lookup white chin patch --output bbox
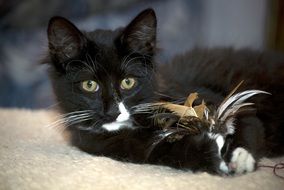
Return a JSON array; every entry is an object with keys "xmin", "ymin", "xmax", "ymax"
[
  {"xmin": 102, "ymin": 102, "xmax": 132, "ymax": 131},
  {"xmin": 102, "ymin": 120, "xmax": 132, "ymax": 131}
]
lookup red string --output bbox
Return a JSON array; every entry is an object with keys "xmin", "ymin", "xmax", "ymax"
[{"xmin": 258, "ymin": 162, "xmax": 284, "ymax": 179}]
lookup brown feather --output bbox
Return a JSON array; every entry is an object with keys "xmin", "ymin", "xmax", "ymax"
[
  {"xmin": 193, "ymin": 100, "xmax": 206, "ymax": 119},
  {"xmin": 184, "ymin": 92, "xmax": 198, "ymax": 107}
]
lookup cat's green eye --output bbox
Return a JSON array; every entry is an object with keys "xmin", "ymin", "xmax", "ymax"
[
  {"xmin": 120, "ymin": 78, "xmax": 136, "ymax": 90},
  {"xmin": 81, "ymin": 80, "xmax": 99, "ymax": 92}
]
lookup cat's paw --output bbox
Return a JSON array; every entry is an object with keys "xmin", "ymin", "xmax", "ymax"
[{"xmin": 229, "ymin": 147, "xmax": 256, "ymax": 174}]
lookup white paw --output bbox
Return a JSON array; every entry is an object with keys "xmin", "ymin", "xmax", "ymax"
[{"xmin": 229, "ymin": 147, "xmax": 256, "ymax": 174}]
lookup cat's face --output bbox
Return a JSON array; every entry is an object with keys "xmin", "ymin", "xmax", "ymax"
[{"xmin": 46, "ymin": 9, "xmax": 157, "ymax": 132}]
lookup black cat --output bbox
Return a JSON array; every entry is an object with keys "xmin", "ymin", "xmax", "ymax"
[
  {"xmin": 45, "ymin": 8, "xmax": 284, "ymax": 175},
  {"xmin": 157, "ymin": 47, "xmax": 284, "ymax": 173}
]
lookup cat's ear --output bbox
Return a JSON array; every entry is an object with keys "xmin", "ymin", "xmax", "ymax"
[
  {"xmin": 121, "ymin": 8, "xmax": 157, "ymax": 55},
  {"xmin": 47, "ymin": 16, "xmax": 86, "ymax": 63}
]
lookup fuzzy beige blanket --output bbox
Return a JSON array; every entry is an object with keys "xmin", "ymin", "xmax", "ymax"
[{"xmin": 0, "ymin": 109, "xmax": 283, "ymax": 190}]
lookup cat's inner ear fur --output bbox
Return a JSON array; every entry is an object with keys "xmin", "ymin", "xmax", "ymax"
[
  {"xmin": 47, "ymin": 16, "xmax": 86, "ymax": 63},
  {"xmin": 121, "ymin": 8, "xmax": 157, "ymax": 55}
]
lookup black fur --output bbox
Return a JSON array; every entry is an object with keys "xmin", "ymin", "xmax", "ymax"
[
  {"xmin": 158, "ymin": 48, "xmax": 284, "ymax": 159},
  {"xmin": 46, "ymin": 9, "xmax": 157, "ymax": 130},
  {"xmin": 45, "ymin": 9, "xmax": 284, "ymax": 175}
]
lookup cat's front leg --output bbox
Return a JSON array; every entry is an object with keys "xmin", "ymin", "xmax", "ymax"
[
  {"xmin": 223, "ymin": 116, "xmax": 265, "ymax": 175},
  {"xmin": 229, "ymin": 147, "xmax": 256, "ymax": 174}
]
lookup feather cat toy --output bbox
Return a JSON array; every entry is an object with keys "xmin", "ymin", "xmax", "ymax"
[
  {"xmin": 133, "ymin": 81, "xmax": 270, "ymax": 165},
  {"xmin": 134, "ymin": 81, "xmax": 270, "ymax": 140}
]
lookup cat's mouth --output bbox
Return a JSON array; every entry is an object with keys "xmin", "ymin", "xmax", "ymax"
[
  {"xmin": 100, "ymin": 102, "xmax": 133, "ymax": 131},
  {"xmin": 74, "ymin": 102, "xmax": 134, "ymax": 132},
  {"xmin": 76, "ymin": 114, "xmax": 133, "ymax": 133}
]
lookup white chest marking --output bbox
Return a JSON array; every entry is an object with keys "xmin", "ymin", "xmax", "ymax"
[
  {"xmin": 102, "ymin": 102, "xmax": 132, "ymax": 131},
  {"xmin": 208, "ymin": 133, "xmax": 229, "ymax": 173},
  {"xmin": 208, "ymin": 133, "xmax": 225, "ymax": 155}
]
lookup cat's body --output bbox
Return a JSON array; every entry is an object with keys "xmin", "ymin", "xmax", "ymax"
[
  {"xmin": 45, "ymin": 9, "xmax": 284, "ymax": 175},
  {"xmin": 158, "ymin": 48, "xmax": 284, "ymax": 161}
]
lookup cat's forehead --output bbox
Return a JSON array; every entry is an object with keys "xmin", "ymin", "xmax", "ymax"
[
  {"xmin": 75, "ymin": 30, "xmax": 121, "ymax": 79},
  {"xmin": 85, "ymin": 28, "xmax": 122, "ymax": 47},
  {"xmin": 79, "ymin": 28, "xmax": 148, "ymax": 80}
]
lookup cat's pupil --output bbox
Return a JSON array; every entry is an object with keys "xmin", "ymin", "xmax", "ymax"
[
  {"xmin": 87, "ymin": 81, "xmax": 93, "ymax": 88},
  {"xmin": 125, "ymin": 79, "xmax": 131, "ymax": 85}
]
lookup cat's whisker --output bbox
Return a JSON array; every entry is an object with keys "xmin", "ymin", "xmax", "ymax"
[
  {"xmin": 46, "ymin": 115, "xmax": 91, "ymax": 131},
  {"xmin": 121, "ymin": 52, "xmax": 136, "ymax": 66},
  {"xmin": 154, "ymin": 92, "xmax": 186, "ymax": 103},
  {"xmin": 45, "ymin": 110, "xmax": 94, "ymax": 131},
  {"xmin": 47, "ymin": 116, "xmax": 90, "ymax": 129},
  {"xmin": 64, "ymin": 117, "xmax": 93, "ymax": 128},
  {"xmin": 44, "ymin": 102, "xmax": 61, "ymax": 110},
  {"xmin": 85, "ymin": 53, "xmax": 97, "ymax": 73},
  {"xmin": 45, "ymin": 117, "xmax": 70, "ymax": 129},
  {"xmin": 50, "ymin": 117, "xmax": 94, "ymax": 134},
  {"xmin": 121, "ymin": 50, "xmax": 152, "ymax": 72},
  {"xmin": 145, "ymin": 130, "xmax": 176, "ymax": 160},
  {"xmin": 88, "ymin": 119, "xmax": 105, "ymax": 130},
  {"xmin": 132, "ymin": 107, "xmax": 155, "ymax": 113},
  {"xmin": 132, "ymin": 102, "xmax": 163, "ymax": 110},
  {"xmin": 55, "ymin": 110, "xmax": 94, "ymax": 118},
  {"xmin": 64, "ymin": 58, "xmax": 96, "ymax": 78},
  {"xmin": 65, "ymin": 59, "xmax": 82, "ymax": 70},
  {"xmin": 123, "ymin": 56, "xmax": 144, "ymax": 70},
  {"xmin": 74, "ymin": 118, "xmax": 105, "ymax": 132},
  {"xmin": 65, "ymin": 113, "xmax": 93, "ymax": 120},
  {"xmin": 134, "ymin": 111, "xmax": 155, "ymax": 115},
  {"xmin": 52, "ymin": 117, "xmax": 94, "ymax": 134},
  {"xmin": 64, "ymin": 113, "xmax": 93, "ymax": 120}
]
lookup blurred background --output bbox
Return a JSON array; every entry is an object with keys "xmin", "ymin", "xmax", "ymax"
[{"xmin": 0, "ymin": 0, "xmax": 283, "ymax": 109}]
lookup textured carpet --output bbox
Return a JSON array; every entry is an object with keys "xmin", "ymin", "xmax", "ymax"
[{"xmin": 0, "ymin": 109, "xmax": 283, "ymax": 190}]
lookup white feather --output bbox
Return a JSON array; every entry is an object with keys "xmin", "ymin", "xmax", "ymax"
[
  {"xmin": 220, "ymin": 102, "xmax": 254, "ymax": 122},
  {"xmin": 217, "ymin": 90, "xmax": 270, "ymax": 119}
]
